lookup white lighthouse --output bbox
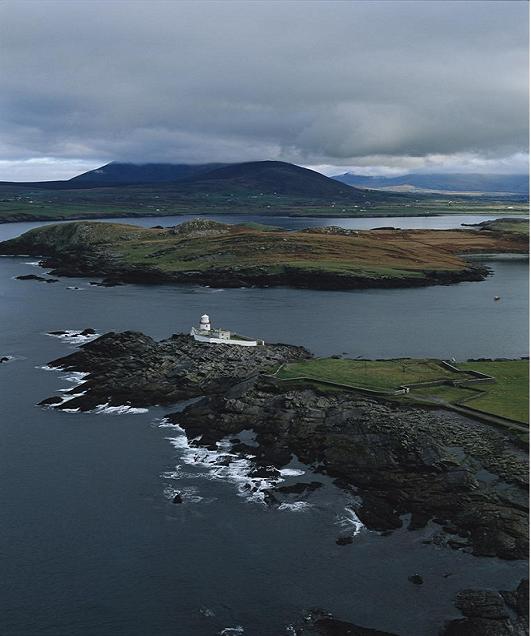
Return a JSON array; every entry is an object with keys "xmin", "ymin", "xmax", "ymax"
[
  {"xmin": 190, "ymin": 313, "xmax": 264, "ymax": 346},
  {"xmin": 199, "ymin": 314, "xmax": 211, "ymax": 332}
]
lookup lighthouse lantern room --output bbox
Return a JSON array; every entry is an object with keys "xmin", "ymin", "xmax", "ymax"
[{"xmin": 199, "ymin": 314, "xmax": 211, "ymax": 332}]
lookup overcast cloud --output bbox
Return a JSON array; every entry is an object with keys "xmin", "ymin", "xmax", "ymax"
[{"xmin": 0, "ymin": 0, "xmax": 528, "ymax": 180}]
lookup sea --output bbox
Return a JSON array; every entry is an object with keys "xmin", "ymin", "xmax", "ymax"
[{"xmin": 0, "ymin": 214, "xmax": 528, "ymax": 635}]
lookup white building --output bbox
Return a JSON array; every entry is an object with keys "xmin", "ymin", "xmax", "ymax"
[{"xmin": 190, "ymin": 314, "xmax": 264, "ymax": 346}]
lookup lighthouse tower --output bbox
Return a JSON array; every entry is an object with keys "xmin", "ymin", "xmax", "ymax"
[{"xmin": 199, "ymin": 314, "xmax": 211, "ymax": 332}]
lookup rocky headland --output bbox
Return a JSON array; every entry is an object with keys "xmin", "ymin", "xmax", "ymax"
[
  {"xmin": 1, "ymin": 218, "xmax": 527, "ymax": 290},
  {"xmin": 40, "ymin": 330, "xmax": 528, "ymax": 563}
]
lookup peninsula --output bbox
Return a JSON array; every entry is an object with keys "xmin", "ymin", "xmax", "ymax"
[
  {"xmin": 39, "ymin": 329, "xmax": 528, "ymax": 565},
  {"xmin": 1, "ymin": 217, "xmax": 527, "ymax": 290}
]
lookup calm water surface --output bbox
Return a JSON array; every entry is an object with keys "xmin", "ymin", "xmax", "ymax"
[{"xmin": 0, "ymin": 216, "xmax": 528, "ymax": 636}]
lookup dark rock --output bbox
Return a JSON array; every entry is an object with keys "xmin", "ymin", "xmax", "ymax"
[
  {"xmin": 37, "ymin": 328, "xmax": 529, "ymax": 562},
  {"xmin": 39, "ymin": 396, "xmax": 64, "ymax": 406},
  {"xmin": 39, "ymin": 331, "xmax": 311, "ymax": 412},
  {"xmin": 408, "ymin": 574, "xmax": 424, "ymax": 585},
  {"xmin": 170, "ymin": 379, "xmax": 528, "ymax": 560},
  {"xmin": 441, "ymin": 581, "xmax": 529, "ymax": 636},
  {"xmin": 336, "ymin": 536, "xmax": 354, "ymax": 546},
  {"xmin": 295, "ymin": 609, "xmax": 398, "ymax": 635},
  {"xmin": 0, "ymin": 356, "xmax": 10, "ymax": 363},
  {"xmin": 172, "ymin": 493, "xmax": 183, "ymax": 504},
  {"xmin": 16, "ymin": 274, "xmax": 58, "ymax": 283},
  {"xmin": 80, "ymin": 328, "xmax": 96, "ymax": 336}
]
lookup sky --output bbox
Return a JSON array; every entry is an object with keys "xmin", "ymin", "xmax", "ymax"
[{"xmin": 0, "ymin": 0, "xmax": 528, "ymax": 181}]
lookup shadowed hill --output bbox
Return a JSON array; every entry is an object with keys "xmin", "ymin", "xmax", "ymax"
[
  {"xmin": 69, "ymin": 162, "xmax": 228, "ymax": 186},
  {"xmin": 178, "ymin": 161, "xmax": 362, "ymax": 198}
]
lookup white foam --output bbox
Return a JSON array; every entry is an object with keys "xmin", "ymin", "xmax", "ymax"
[
  {"xmin": 46, "ymin": 330, "xmax": 100, "ymax": 345},
  {"xmin": 336, "ymin": 507, "xmax": 365, "ymax": 536},
  {"xmin": 24, "ymin": 261, "xmax": 40, "ymax": 266},
  {"xmin": 163, "ymin": 485, "xmax": 205, "ymax": 504},
  {"xmin": 220, "ymin": 628, "xmax": 244, "ymax": 636},
  {"xmin": 278, "ymin": 501, "xmax": 313, "ymax": 512},
  {"xmin": 64, "ymin": 371, "xmax": 89, "ymax": 384},
  {"xmin": 36, "ymin": 364, "xmax": 61, "ymax": 372},
  {"xmin": 93, "ymin": 403, "xmax": 149, "ymax": 415},
  {"xmin": 279, "ymin": 468, "xmax": 305, "ymax": 477},
  {"xmin": 163, "ymin": 426, "xmax": 285, "ymax": 505}
]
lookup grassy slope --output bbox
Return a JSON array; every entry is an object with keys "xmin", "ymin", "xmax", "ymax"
[
  {"xmin": 277, "ymin": 357, "xmax": 529, "ymax": 423},
  {"xmin": 277, "ymin": 358, "xmax": 454, "ymax": 390},
  {"xmin": 458, "ymin": 361, "xmax": 529, "ymax": 423},
  {"xmin": 4, "ymin": 220, "xmax": 526, "ymax": 282},
  {"xmin": 0, "ymin": 181, "xmax": 527, "ymax": 222}
]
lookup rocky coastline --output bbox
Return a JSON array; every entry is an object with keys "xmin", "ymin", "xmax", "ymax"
[
  {"xmin": 18, "ymin": 252, "xmax": 489, "ymax": 291},
  {"xmin": 40, "ymin": 330, "xmax": 528, "ymax": 564},
  {"xmin": 0, "ymin": 219, "xmax": 505, "ymax": 291}
]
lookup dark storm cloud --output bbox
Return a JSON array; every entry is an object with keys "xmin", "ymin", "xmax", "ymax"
[{"xmin": 0, "ymin": 0, "xmax": 528, "ymax": 179}]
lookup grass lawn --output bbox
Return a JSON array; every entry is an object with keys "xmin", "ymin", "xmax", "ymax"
[
  {"xmin": 276, "ymin": 358, "xmax": 456, "ymax": 391},
  {"xmin": 457, "ymin": 360, "xmax": 529, "ymax": 424}
]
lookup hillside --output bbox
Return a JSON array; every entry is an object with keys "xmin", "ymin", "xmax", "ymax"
[
  {"xmin": 332, "ymin": 172, "xmax": 529, "ymax": 196},
  {"xmin": 174, "ymin": 161, "xmax": 361, "ymax": 198},
  {"xmin": 1, "ymin": 218, "xmax": 527, "ymax": 290},
  {"xmin": 69, "ymin": 162, "xmax": 228, "ymax": 186}
]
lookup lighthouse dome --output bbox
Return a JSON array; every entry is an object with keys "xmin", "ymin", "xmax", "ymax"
[{"xmin": 200, "ymin": 314, "xmax": 210, "ymax": 322}]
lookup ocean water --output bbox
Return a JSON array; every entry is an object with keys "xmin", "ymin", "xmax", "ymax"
[{"xmin": 0, "ymin": 217, "xmax": 528, "ymax": 635}]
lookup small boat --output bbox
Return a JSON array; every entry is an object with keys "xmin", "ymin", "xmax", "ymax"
[{"xmin": 494, "ymin": 296, "xmax": 501, "ymax": 301}]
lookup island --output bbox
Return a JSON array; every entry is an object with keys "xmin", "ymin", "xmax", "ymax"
[{"xmin": 0, "ymin": 217, "xmax": 527, "ymax": 290}]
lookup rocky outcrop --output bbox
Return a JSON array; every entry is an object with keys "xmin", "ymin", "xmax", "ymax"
[
  {"xmin": 40, "ymin": 331, "xmax": 310, "ymax": 411},
  {"xmin": 293, "ymin": 609, "xmax": 398, "ymax": 635},
  {"xmin": 441, "ymin": 579, "xmax": 529, "ymax": 635},
  {"xmin": 38, "ymin": 330, "xmax": 528, "ymax": 561},
  {"xmin": 16, "ymin": 274, "xmax": 58, "ymax": 283},
  {"xmin": 168, "ymin": 378, "xmax": 528, "ymax": 560}
]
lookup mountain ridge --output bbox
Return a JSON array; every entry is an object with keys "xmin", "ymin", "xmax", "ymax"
[{"xmin": 332, "ymin": 172, "xmax": 529, "ymax": 195}]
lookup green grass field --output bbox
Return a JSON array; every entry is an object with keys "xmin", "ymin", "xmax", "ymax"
[
  {"xmin": 277, "ymin": 358, "xmax": 456, "ymax": 390},
  {"xmin": 276, "ymin": 357, "xmax": 529, "ymax": 424},
  {"xmin": 457, "ymin": 361, "xmax": 529, "ymax": 423}
]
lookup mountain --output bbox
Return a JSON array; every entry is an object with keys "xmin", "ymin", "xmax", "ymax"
[
  {"xmin": 332, "ymin": 172, "xmax": 529, "ymax": 195},
  {"xmin": 173, "ymin": 161, "xmax": 361, "ymax": 198},
  {"xmin": 69, "ymin": 162, "xmax": 228, "ymax": 186},
  {"xmin": 0, "ymin": 160, "xmax": 371, "ymax": 200}
]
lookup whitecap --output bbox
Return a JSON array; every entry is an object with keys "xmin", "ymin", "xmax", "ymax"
[
  {"xmin": 336, "ymin": 507, "xmax": 365, "ymax": 536},
  {"xmin": 279, "ymin": 468, "xmax": 305, "ymax": 477},
  {"xmin": 163, "ymin": 427, "xmax": 285, "ymax": 504},
  {"xmin": 278, "ymin": 501, "xmax": 313, "ymax": 512},
  {"xmin": 93, "ymin": 403, "xmax": 149, "ymax": 415},
  {"xmin": 220, "ymin": 627, "xmax": 244, "ymax": 635},
  {"xmin": 46, "ymin": 330, "xmax": 100, "ymax": 345}
]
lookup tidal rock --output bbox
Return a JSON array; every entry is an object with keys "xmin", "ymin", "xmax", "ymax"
[
  {"xmin": 441, "ymin": 580, "xmax": 529, "ymax": 636},
  {"xmin": 39, "ymin": 396, "xmax": 64, "ymax": 406},
  {"xmin": 16, "ymin": 274, "xmax": 58, "ymax": 283},
  {"xmin": 336, "ymin": 536, "xmax": 354, "ymax": 546},
  {"xmin": 408, "ymin": 574, "xmax": 424, "ymax": 585},
  {"xmin": 295, "ymin": 609, "xmax": 398, "ymax": 635}
]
